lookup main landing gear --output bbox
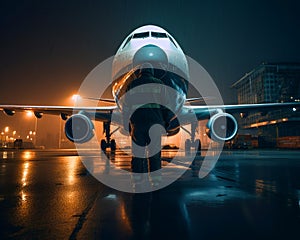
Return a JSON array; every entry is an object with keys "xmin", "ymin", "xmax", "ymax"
[
  {"xmin": 182, "ymin": 121, "xmax": 201, "ymax": 156},
  {"xmin": 100, "ymin": 122, "xmax": 118, "ymax": 152}
]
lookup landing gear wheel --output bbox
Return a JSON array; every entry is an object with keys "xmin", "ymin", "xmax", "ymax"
[
  {"xmin": 185, "ymin": 139, "xmax": 191, "ymax": 156},
  {"xmin": 195, "ymin": 139, "xmax": 201, "ymax": 155},
  {"xmin": 101, "ymin": 139, "xmax": 107, "ymax": 152},
  {"xmin": 111, "ymin": 139, "xmax": 116, "ymax": 152}
]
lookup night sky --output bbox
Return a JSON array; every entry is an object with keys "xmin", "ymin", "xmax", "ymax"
[{"xmin": 1, "ymin": 0, "xmax": 300, "ymax": 105}]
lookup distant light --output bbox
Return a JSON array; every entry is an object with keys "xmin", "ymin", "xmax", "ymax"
[
  {"xmin": 4, "ymin": 126, "xmax": 9, "ymax": 133},
  {"xmin": 26, "ymin": 111, "xmax": 34, "ymax": 117},
  {"xmin": 293, "ymin": 108, "xmax": 297, "ymax": 112},
  {"xmin": 72, "ymin": 94, "xmax": 81, "ymax": 103},
  {"xmin": 250, "ymin": 121, "xmax": 269, "ymax": 128}
]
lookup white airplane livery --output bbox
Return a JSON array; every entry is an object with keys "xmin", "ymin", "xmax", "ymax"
[{"xmin": 1, "ymin": 25, "xmax": 299, "ymax": 153}]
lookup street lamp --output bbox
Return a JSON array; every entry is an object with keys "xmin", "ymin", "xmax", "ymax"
[
  {"xmin": 25, "ymin": 111, "xmax": 38, "ymax": 146},
  {"xmin": 72, "ymin": 94, "xmax": 81, "ymax": 104},
  {"xmin": 26, "ymin": 111, "xmax": 34, "ymax": 117}
]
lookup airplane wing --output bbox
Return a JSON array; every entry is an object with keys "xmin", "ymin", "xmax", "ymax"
[
  {"xmin": 183, "ymin": 102, "xmax": 300, "ymax": 121},
  {"xmin": 2, "ymin": 102, "xmax": 299, "ymax": 124},
  {"xmin": 0, "ymin": 105, "xmax": 117, "ymax": 122},
  {"xmin": 185, "ymin": 97, "xmax": 215, "ymax": 103},
  {"xmin": 83, "ymin": 97, "xmax": 116, "ymax": 103}
]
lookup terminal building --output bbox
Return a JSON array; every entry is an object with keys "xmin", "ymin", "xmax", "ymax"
[{"xmin": 231, "ymin": 62, "xmax": 300, "ymax": 148}]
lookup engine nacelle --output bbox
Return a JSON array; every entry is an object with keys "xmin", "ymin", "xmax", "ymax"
[
  {"xmin": 3, "ymin": 109, "xmax": 15, "ymax": 116},
  {"xmin": 206, "ymin": 113, "xmax": 238, "ymax": 142},
  {"xmin": 64, "ymin": 114, "xmax": 94, "ymax": 143}
]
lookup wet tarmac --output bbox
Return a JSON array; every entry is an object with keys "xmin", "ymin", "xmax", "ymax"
[{"xmin": 0, "ymin": 149, "xmax": 300, "ymax": 239}]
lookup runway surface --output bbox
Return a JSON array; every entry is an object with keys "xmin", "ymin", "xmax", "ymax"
[{"xmin": 0, "ymin": 148, "xmax": 300, "ymax": 239}]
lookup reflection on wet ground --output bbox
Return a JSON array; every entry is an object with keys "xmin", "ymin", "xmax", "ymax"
[{"xmin": 0, "ymin": 149, "xmax": 300, "ymax": 239}]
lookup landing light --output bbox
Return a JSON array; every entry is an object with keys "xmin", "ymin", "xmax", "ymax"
[{"xmin": 292, "ymin": 108, "xmax": 297, "ymax": 112}]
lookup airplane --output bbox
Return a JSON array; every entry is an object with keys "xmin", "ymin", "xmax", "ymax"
[{"xmin": 1, "ymin": 25, "xmax": 299, "ymax": 154}]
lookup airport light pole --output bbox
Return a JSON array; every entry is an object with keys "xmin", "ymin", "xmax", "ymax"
[{"xmin": 26, "ymin": 111, "xmax": 38, "ymax": 146}]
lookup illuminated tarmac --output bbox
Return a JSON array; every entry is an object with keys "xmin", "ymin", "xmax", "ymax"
[{"xmin": 0, "ymin": 149, "xmax": 300, "ymax": 239}]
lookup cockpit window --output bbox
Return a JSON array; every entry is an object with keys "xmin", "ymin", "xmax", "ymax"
[
  {"xmin": 132, "ymin": 32, "xmax": 150, "ymax": 39},
  {"xmin": 122, "ymin": 35, "xmax": 132, "ymax": 49},
  {"xmin": 151, "ymin": 32, "xmax": 168, "ymax": 38},
  {"xmin": 168, "ymin": 35, "xmax": 178, "ymax": 48}
]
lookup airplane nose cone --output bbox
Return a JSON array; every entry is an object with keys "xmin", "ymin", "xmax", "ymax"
[{"xmin": 133, "ymin": 44, "xmax": 168, "ymax": 70}]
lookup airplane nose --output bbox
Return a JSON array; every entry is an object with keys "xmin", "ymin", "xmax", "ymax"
[{"xmin": 133, "ymin": 44, "xmax": 168, "ymax": 70}]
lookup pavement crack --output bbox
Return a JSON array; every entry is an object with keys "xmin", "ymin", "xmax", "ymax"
[{"xmin": 69, "ymin": 191, "xmax": 99, "ymax": 240}]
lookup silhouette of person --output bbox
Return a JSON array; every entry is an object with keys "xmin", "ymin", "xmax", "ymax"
[{"xmin": 124, "ymin": 63, "xmax": 166, "ymax": 186}]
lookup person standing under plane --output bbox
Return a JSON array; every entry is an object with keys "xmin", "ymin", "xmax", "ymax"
[{"xmin": 124, "ymin": 63, "xmax": 168, "ymax": 186}]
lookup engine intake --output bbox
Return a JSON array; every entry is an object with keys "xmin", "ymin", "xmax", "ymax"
[
  {"xmin": 206, "ymin": 113, "xmax": 238, "ymax": 142},
  {"xmin": 64, "ymin": 114, "xmax": 94, "ymax": 143}
]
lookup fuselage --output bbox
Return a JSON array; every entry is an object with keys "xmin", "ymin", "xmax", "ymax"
[{"xmin": 111, "ymin": 25, "xmax": 190, "ymax": 115}]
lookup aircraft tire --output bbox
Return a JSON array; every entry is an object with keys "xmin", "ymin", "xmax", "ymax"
[
  {"xmin": 195, "ymin": 139, "xmax": 201, "ymax": 156},
  {"xmin": 101, "ymin": 139, "xmax": 107, "ymax": 152},
  {"xmin": 111, "ymin": 139, "xmax": 116, "ymax": 151}
]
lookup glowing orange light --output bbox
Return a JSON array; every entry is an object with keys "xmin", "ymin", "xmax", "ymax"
[
  {"xmin": 72, "ymin": 94, "xmax": 81, "ymax": 102},
  {"xmin": 26, "ymin": 111, "xmax": 33, "ymax": 117}
]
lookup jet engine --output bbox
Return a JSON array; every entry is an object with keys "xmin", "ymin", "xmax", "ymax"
[
  {"xmin": 64, "ymin": 114, "xmax": 94, "ymax": 143},
  {"xmin": 206, "ymin": 113, "xmax": 238, "ymax": 142}
]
